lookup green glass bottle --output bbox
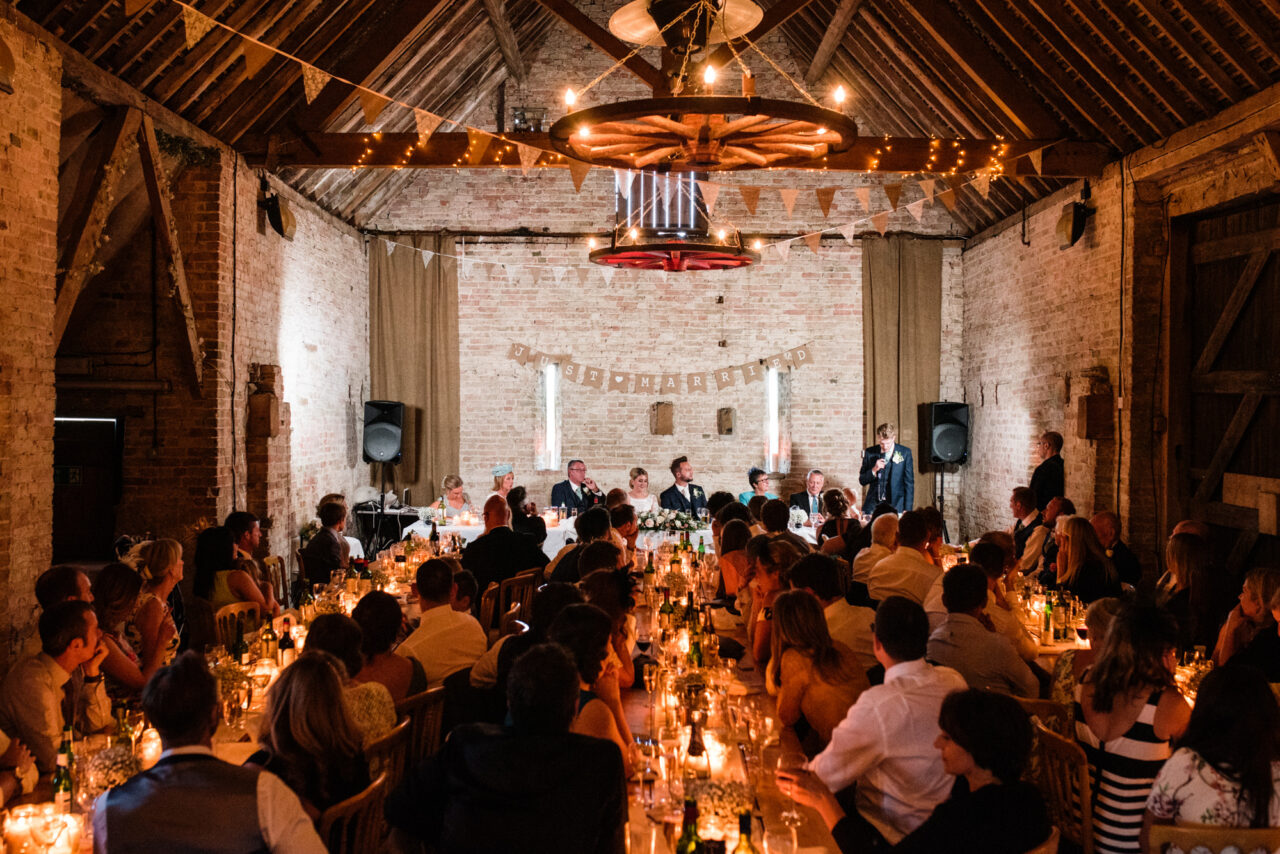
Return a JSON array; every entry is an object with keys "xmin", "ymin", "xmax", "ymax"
[
  {"xmin": 732, "ymin": 812, "xmax": 759, "ymax": 853},
  {"xmin": 260, "ymin": 619, "xmax": 279, "ymax": 662},
  {"xmin": 52, "ymin": 727, "xmax": 74, "ymax": 814},
  {"xmin": 278, "ymin": 616, "xmax": 296, "ymax": 667},
  {"xmin": 659, "ymin": 588, "xmax": 674, "ymax": 630},
  {"xmin": 1042, "ymin": 593, "xmax": 1054, "ymax": 640},
  {"xmin": 675, "ymin": 798, "xmax": 702, "ymax": 854},
  {"xmin": 232, "ymin": 616, "xmax": 250, "ymax": 665},
  {"xmin": 645, "ymin": 550, "xmax": 656, "ymax": 577}
]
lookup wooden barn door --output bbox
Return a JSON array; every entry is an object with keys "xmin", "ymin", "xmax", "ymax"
[{"xmin": 1167, "ymin": 195, "xmax": 1280, "ymax": 573}]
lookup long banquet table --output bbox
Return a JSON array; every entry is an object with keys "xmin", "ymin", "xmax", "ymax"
[{"xmin": 402, "ymin": 519, "xmax": 577, "ymax": 559}]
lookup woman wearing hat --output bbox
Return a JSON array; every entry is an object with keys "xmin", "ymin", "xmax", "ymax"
[{"xmin": 487, "ymin": 464, "xmax": 515, "ymax": 503}]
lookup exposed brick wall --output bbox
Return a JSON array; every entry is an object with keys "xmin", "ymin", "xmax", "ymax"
[{"xmin": 0, "ymin": 20, "xmax": 60, "ymax": 662}]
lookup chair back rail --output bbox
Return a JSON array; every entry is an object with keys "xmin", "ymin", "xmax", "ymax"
[
  {"xmin": 394, "ymin": 687, "xmax": 446, "ymax": 766},
  {"xmin": 1031, "ymin": 720, "xmax": 1094, "ymax": 854},
  {"xmin": 318, "ymin": 771, "xmax": 387, "ymax": 854},
  {"xmin": 1015, "ymin": 697, "xmax": 1071, "ymax": 737},
  {"xmin": 364, "ymin": 717, "xmax": 410, "ymax": 792},
  {"xmin": 213, "ymin": 602, "xmax": 261, "ymax": 650},
  {"xmin": 1146, "ymin": 823, "xmax": 1280, "ymax": 853}
]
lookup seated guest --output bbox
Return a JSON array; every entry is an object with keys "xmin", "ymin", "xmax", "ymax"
[
  {"xmin": 1008, "ymin": 486, "xmax": 1047, "ymax": 577},
  {"xmin": 707, "ymin": 490, "xmax": 736, "ymax": 521},
  {"xmin": 807, "ymin": 597, "xmax": 968, "ymax": 844},
  {"xmin": 782, "ymin": 688, "xmax": 1050, "ymax": 854},
  {"xmin": 351, "ymin": 591, "xmax": 426, "ymax": 702},
  {"xmin": 549, "ymin": 507, "xmax": 612, "ymax": 583},
  {"xmin": 463, "ymin": 495, "xmax": 548, "ymax": 593},
  {"xmin": 1091, "ymin": 511, "xmax": 1141, "ymax": 587},
  {"xmin": 1056, "ymin": 516, "xmax": 1122, "ymax": 604},
  {"xmin": 767, "ymin": 590, "xmax": 868, "ymax": 750},
  {"xmin": 487, "ymin": 464, "xmax": 515, "ymax": 503},
  {"xmin": 93, "ymin": 652, "xmax": 325, "ymax": 853},
  {"xmin": 712, "ymin": 502, "xmax": 753, "ymax": 559},
  {"xmin": 853, "ymin": 514, "xmax": 897, "ymax": 585},
  {"xmin": 386, "ymin": 644, "xmax": 626, "ymax": 854},
  {"xmin": 1159, "ymin": 530, "xmax": 1233, "ymax": 653},
  {"xmin": 1144, "ymin": 664, "xmax": 1280, "ymax": 844},
  {"xmin": 302, "ymin": 614, "xmax": 396, "ymax": 744},
  {"xmin": 867, "ymin": 510, "xmax": 938, "ymax": 605},
  {"xmin": 761, "ymin": 498, "xmax": 792, "ymax": 534},
  {"xmin": 1213, "ymin": 566, "xmax": 1280, "ymax": 666},
  {"xmin": 548, "ymin": 604, "xmax": 634, "ymax": 777},
  {"xmin": 550, "ymin": 459, "xmax": 605, "ymax": 513},
  {"xmin": 0, "ymin": 601, "xmax": 111, "ymax": 773},
  {"xmin": 225, "ymin": 511, "xmax": 282, "ymax": 617},
  {"xmin": 609, "ymin": 504, "xmax": 639, "ymax": 558},
  {"xmin": 859, "ymin": 424, "xmax": 914, "ymax": 514},
  {"xmin": 970, "ymin": 541, "xmax": 1038, "ymax": 661},
  {"xmin": 35, "ymin": 565, "xmax": 93, "ymax": 608},
  {"xmin": 789, "ymin": 469, "xmax": 827, "ymax": 519},
  {"xmin": 818, "ymin": 489, "xmax": 858, "ymax": 549},
  {"xmin": 659, "ymin": 456, "xmax": 707, "ymax": 514},
  {"xmin": 580, "ymin": 563, "xmax": 638, "ymax": 689},
  {"xmin": 927, "ymin": 564, "xmax": 1038, "ymax": 697},
  {"xmin": 747, "ymin": 495, "xmax": 768, "ymax": 529},
  {"xmin": 750, "ymin": 537, "xmax": 809, "ymax": 666},
  {"xmin": 791, "ymin": 554, "xmax": 876, "ymax": 674},
  {"xmin": 470, "ymin": 582, "xmax": 583, "ymax": 695},
  {"xmin": 300, "ymin": 501, "xmax": 350, "ymax": 588},
  {"xmin": 740, "ymin": 466, "xmax": 777, "ymax": 505},
  {"xmin": 1030, "ymin": 430, "xmax": 1065, "ymax": 511},
  {"xmin": 125, "ymin": 539, "xmax": 183, "ymax": 669},
  {"xmin": 397, "ymin": 559, "xmax": 487, "ymax": 686},
  {"xmin": 604, "ymin": 488, "xmax": 628, "ymax": 510},
  {"xmin": 1050, "ymin": 597, "xmax": 1122, "ymax": 711},
  {"xmin": 437, "ymin": 474, "xmax": 473, "ymax": 519},
  {"xmin": 1076, "ymin": 605, "xmax": 1190, "ymax": 854},
  {"xmin": 718, "ymin": 520, "xmax": 753, "ymax": 599},
  {"xmin": 247, "ymin": 652, "xmax": 371, "ymax": 818},
  {"xmin": 452, "ymin": 570, "xmax": 478, "ymax": 613},
  {"xmin": 1231, "ymin": 581, "xmax": 1280, "ymax": 680},
  {"xmin": 194, "ymin": 526, "xmax": 271, "ymax": 616},
  {"xmin": 1034, "ymin": 497, "xmax": 1075, "ymax": 581},
  {"xmin": 506, "ymin": 486, "xmax": 546, "ymax": 545},
  {"xmin": 93, "ymin": 563, "xmax": 172, "ymax": 700},
  {"xmin": 917, "ymin": 507, "xmax": 945, "ymax": 566},
  {"xmin": 0, "ymin": 730, "xmax": 36, "ymax": 810},
  {"xmin": 625, "ymin": 467, "xmax": 655, "ymax": 514}
]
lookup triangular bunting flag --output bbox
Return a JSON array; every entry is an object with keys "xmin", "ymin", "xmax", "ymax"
[
  {"xmin": 815, "ymin": 187, "xmax": 836, "ymax": 218},
  {"xmin": 465, "ymin": 128, "xmax": 491, "ymax": 165},
  {"xmin": 918, "ymin": 179, "xmax": 936, "ymax": 204},
  {"xmin": 1028, "ymin": 149, "xmax": 1044, "ymax": 175},
  {"xmin": 421, "ymin": 250, "xmax": 434, "ymax": 271},
  {"xmin": 884, "ymin": 183, "xmax": 902, "ymax": 211},
  {"xmin": 384, "ymin": 240, "xmax": 397, "ymax": 256},
  {"xmin": 600, "ymin": 266, "xmax": 616, "ymax": 286},
  {"xmin": 242, "ymin": 41, "xmax": 273, "ymax": 78},
  {"xmin": 854, "ymin": 187, "xmax": 871, "ymax": 211},
  {"xmin": 697, "ymin": 180, "xmax": 720, "ymax": 214},
  {"xmin": 517, "ymin": 143, "xmax": 540, "ymax": 175},
  {"xmin": 779, "ymin": 188, "xmax": 799, "ymax": 217},
  {"xmin": 529, "ymin": 267, "xmax": 542, "ymax": 286},
  {"xmin": 359, "ymin": 90, "xmax": 390, "ymax": 126},
  {"xmin": 568, "ymin": 160, "xmax": 591, "ymax": 193},
  {"xmin": 301, "ymin": 64, "xmax": 331, "ymax": 103},
  {"xmin": 552, "ymin": 267, "xmax": 567, "ymax": 284},
  {"xmin": 739, "ymin": 186, "xmax": 761, "ymax": 215},
  {"xmin": 181, "ymin": 5, "xmax": 216, "ymax": 48},
  {"xmin": 414, "ymin": 110, "xmax": 442, "ymax": 147},
  {"xmin": 872, "ymin": 212, "xmax": 890, "ymax": 235},
  {"xmin": 938, "ymin": 189, "xmax": 958, "ymax": 211},
  {"xmin": 906, "ymin": 199, "xmax": 926, "ymax": 222},
  {"xmin": 839, "ymin": 222, "xmax": 858, "ymax": 245},
  {"xmin": 776, "ymin": 240, "xmax": 792, "ymax": 261},
  {"xmin": 615, "ymin": 170, "xmax": 634, "ymax": 199},
  {"xmin": 802, "ymin": 233, "xmax": 822, "ymax": 255},
  {"xmin": 974, "ymin": 174, "xmax": 991, "ymax": 198},
  {"xmin": 575, "ymin": 267, "xmax": 590, "ymax": 285}
]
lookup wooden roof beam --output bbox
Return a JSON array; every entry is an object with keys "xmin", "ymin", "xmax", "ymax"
[
  {"xmin": 530, "ymin": 0, "xmax": 665, "ymax": 92},
  {"xmin": 482, "ymin": 0, "xmax": 527, "ymax": 81},
  {"xmin": 1218, "ymin": 0, "xmax": 1280, "ymax": 67},
  {"xmin": 894, "ymin": 0, "xmax": 1061, "ymax": 139},
  {"xmin": 804, "ymin": 0, "xmax": 865, "ymax": 86},
  {"xmin": 1173, "ymin": 0, "xmax": 1268, "ymax": 93}
]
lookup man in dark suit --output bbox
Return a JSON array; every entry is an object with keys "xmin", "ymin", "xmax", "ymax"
[
  {"xmin": 549, "ymin": 459, "xmax": 605, "ymax": 513},
  {"xmin": 1029, "ymin": 431, "xmax": 1065, "ymax": 511},
  {"xmin": 788, "ymin": 469, "xmax": 826, "ymax": 517},
  {"xmin": 859, "ymin": 422, "xmax": 915, "ymax": 514},
  {"xmin": 299, "ymin": 501, "xmax": 349, "ymax": 586},
  {"xmin": 1091, "ymin": 510, "xmax": 1141, "ymax": 587},
  {"xmin": 462, "ymin": 496, "xmax": 549, "ymax": 591},
  {"xmin": 659, "ymin": 456, "xmax": 707, "ymax": 514}
]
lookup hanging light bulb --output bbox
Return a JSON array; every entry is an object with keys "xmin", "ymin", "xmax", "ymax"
[
  {"xmin": 703, "ymin": 64, "xmax": 717, "ymax": 86},
  {"xmin": 717, "ymin": 229, "xmax": 727, "ymax": 242},
  {"xmin": 588, "ymin": 237, "xmax": 598, "ymax": 249},
  {"xmin": 628, "ymin": 227, "xmax": 639, "ymax": 241},
  {"xmin": 833, "ymin": 85, "xmax": 846, "ymax": 106},
  {"xmin": 578, "ymin": 125, "xmax": 591, "ymax": 138},
  {"xmin": 751, "ymin": 239, "xmax": 763, "ymax": 250},
  {"xmin": 564, "ymin": 88, "xmax": 576, "ymax": 107}
]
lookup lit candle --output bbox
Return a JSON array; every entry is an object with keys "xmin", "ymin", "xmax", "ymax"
[
  {"xmin": 137, "ymin": 727, "xmax": 163, "ymax": 770},
  {"xmin": 3, "ymin": 806, "xmax": 82, "ymax": 854}
]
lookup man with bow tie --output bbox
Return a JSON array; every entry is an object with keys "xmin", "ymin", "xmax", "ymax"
[
  {"xmin": 659, "ymin": 456, "xmax": 707, "ymax": 515},
  {"xmin": 859, "ymin": 423, "xmax": 914, "ymax": 514}
]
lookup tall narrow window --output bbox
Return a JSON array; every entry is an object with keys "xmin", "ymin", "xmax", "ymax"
[
  {"xmin": 537, "ymin": 362, "xmax": 562, "ymax": 471},
  {"xmin": 764, "ymin": 367, "xmax": 792, "ymax": 473}
]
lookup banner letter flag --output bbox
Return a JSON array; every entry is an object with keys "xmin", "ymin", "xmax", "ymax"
[
  {"xmin": 738, "ymin": 186, "xmax": 761, "ymax": 215},
  {"xmin": 516, "ymin": 143, "xmax": 541, "ymax": 175},
  {"xmin": 906, "ymin": 199, "xmax": 926, "ymax": 222},
  {"xmin": 568, "ymin": 160, "xmax": 591, "ymax": 193},
  {"xmin": 534, "ymin": 352, "xmax": 554, "ymax": 369},
  {"xmin": 918, "ymin": 178, "xmax": 936, "ymax": 204},
  {"xmin": 302, "ymin": 65, "xmax": 331, "ymax": 103},
  {"xmin": 697, "ymin": 180, "xmax": 720, "ymax": 214},
  {"xmin": 815, "ymin": 187, "xmax": 836, "ymax": 218},
  {"xmin": 884, "ymin": 183, "xmax": 902, "ymax": 211},
  {"xmin": 507, "ymin": 342, "xmax": 530, "ymax": 364},
  {"xmin": 766, "ymin": 352, "xmax": 790, "ymax": 370},
  {"xmin": 802, "ymin": 233, "xmax": 822, "ymax": 255},
  {"xmin": 786, "ymin": 344, "xmax": 812, "ymax": 366},
  {"xmin": 661, "ymin": 374, "xmax": 681, "ymax": 393},
  {"xmin": 608, "ymin": 372, "xmax": 631, "ymax": 392},
  {"xmin": 1028, "ymin": 149, "xmax": 1044, "ymax": 175},
  {"xmin": 181, "ymin": 5, "xmax": 216, "ymax": 48},
  {"xmin": 715, "ymin": 368, "xmax": 736, "ymax": 390},
  {"xmin": 938, "ymin": 189, "xmax": 958, "ymax": 211},
  {"xmin": 740, "ymin": 361, "xmax": 764, "ymax": 384},
  {"xmin": 563, "ymin": 362, "xmax": 583, "ymax": 383},
  {"xmin": 872, "ymin": 211, "xmax": 890, "ymax": 235},
  {"xmin": 854, "ymin": 187, "xmax": 871, "ymax": 211},
  {"xmin": 636, "ymin": 374, "xmax": 657, "ymax": 393},
  {"xmin": 359, "ymin": 90, "xmax": 390, "ymax": 125},
  {"xmin": 583, "ymin": 367, "xmax": 605, "ymax": 389},
  {"xmin": 687, "ymin": 372, "xmax": 709, "ymax": 393},
  {"xmin": 974, "ymin": 174, "xmax": 991, "ymax": 199},
  {"xmin": 413, "ymin": 110, "xmax": 443, "ymax": 147},
  {"xmin": 778, "ymin": 188, "xmax": 799, "ymax": 217},
  {"xmin": 242, "ymin": 41, "xmax": 273, "ymax": 78}
]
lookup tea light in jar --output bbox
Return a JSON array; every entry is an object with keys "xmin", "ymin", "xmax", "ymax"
[
  {"xmin": 4, "ymin": 805, "xmax": 82, "ymax": 854},
  {"xmin": 138, "ymin": 727, "xmax": 163, "ymax": 770}
]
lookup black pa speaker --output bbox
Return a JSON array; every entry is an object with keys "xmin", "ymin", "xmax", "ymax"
[
  {"xmin": 362, "ymin": 401, "xmax": 404, "ymax": 464},
  {"xmin": 927, "ymin": 402, "xmax": 969, "ymax": 464}
]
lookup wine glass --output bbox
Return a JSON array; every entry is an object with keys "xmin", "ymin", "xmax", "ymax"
[
  {"xmin": 221, "ymin": 688, "xmax": 243, "ymax": 731},
  {"xmin": 642, "ymin": 662, "xmax": 658, "ymax": 694},
  {"xmin": 775, "ymin": 750, "xmax": 809, "ymax": 827},
  {"xmin": 126, "ymin": 710, "xmax": 146, "ymax": 753}
]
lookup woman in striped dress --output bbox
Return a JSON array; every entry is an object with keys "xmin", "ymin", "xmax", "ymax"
[{"xmin": 1074, "ymin": 605, "xmax": 1191, "ymax": 854}]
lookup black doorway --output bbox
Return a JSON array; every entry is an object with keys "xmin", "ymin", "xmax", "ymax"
[{"xmin": 53, "ymin": 417, "xmax": 123, "ymax": 562}]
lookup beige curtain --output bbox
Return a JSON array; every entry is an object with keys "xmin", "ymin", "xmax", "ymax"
[
  {"xmin": 369, "ymin": 233, "xmax": 459, "ymax": 500},
  {"xmin": 862, "ymin": 235, "xmax": 942, "ymax": 509}
]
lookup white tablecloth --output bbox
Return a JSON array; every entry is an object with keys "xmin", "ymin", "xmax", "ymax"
[{"xmin": 402, "ymin": 521, "xmax": 575, "ymax": 560}]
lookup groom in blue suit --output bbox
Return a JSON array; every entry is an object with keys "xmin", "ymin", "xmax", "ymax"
[
  {"xmin": 859, "ymin": 422, "xmax": 914, "ymax": 514},
  {"xmin": 659, "ymin": 456, "xmax": 707, "ymax": 515}
]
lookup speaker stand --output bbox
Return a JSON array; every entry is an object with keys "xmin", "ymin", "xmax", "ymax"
[
  {"xmin": 369, "ymin": 462, "xmax": 398, "ymax": 556},
  {"xmin": 936, "ymin": 468, "xmax": 952, "ymax": 545}
]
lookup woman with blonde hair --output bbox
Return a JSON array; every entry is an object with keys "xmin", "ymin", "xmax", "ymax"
[
  {"xmin": 125, "ymin": 539, "xmax": 183, "ymax": 667},
  {"xmin": 247, "ymin": 651, "xmax": 370, "ymax": 818},
  {"xmin": 92, "ymin": 562, "xmax": 174, "ymax": 699},
  {"xmin": 1056, "ymin": 516, "xmax": 1120, "ymax": 603},
  {"xmin": 1160, "ymin": 531, "xmax": 1232, "ymax": 652},
  {"xmin": 487, "ymin": 464, "xmax": 515, "ymax": 502},
  {"xmin": 626, "ymin": 467, "xmax": 655, "ymax": 514},
  {"xmin": 1214, "ymin": 566, "xmax": 1280, "ymax": 665},
  {"xmin": 438, "ymin": 474, "xmax": 472, "ymax": 519},
  {"xmin": 768, "ymin": 590, "xmax": 868, "ymax": 751},
  {"xmin": 750, "ymin": 536, "xmax": 809, "ymax": 665}
]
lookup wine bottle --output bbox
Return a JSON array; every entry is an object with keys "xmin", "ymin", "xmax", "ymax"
[
  {"xmin": 732, "ymin": 812, "xmax": 759, "ymax": 853},
  {"xmin": 675, "ymin": 798, "xmax": 702, "ymax": 854},
  {"xmin": 1042, "ymin": 594, "xmax": 1054, "ymax": 640},
  {"xmin": 260, "ymin": 619, "xmax": 279, "ymax": 662},
  {"xmin": 645, "ymin": 550, "xmax": 656, "ymax": 577},
  {"xmin": 659, "ymin": 588, "xmax": 674, "ymax": 630},
  {"xmin": 52, "ymin": 727, "xmax": 74, "ymax": 814},
  {"xmin": 430, "ymin": 521, "xmax": 440, "ymax": 547},
  {"xmin": 278, "ymin": 616, "xmax": 296, "ymax": 667},
  {"xmin": 232, "ymin": 616, "xmax": 250, "ymax": 665}
]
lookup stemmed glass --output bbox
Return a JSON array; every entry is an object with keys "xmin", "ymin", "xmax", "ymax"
[
  {"xmin": 126, "ymin": 710, "xmax": 146, "ymax": 754},
  {"xmin": 775, "ymin": 749, "xmax": 809, "ymax": 827}
]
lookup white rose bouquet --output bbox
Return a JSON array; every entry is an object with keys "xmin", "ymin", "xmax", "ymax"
[
  {"xmin": 788, "ymin": 506, "xmax": 809, "ymax": 528},
  {"xmin": 638, "ymin": 510, "xmax": 698, "ymax": 532}
]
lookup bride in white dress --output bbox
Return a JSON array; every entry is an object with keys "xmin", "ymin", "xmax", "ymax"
[{"xmin": 627, "ymin": 467, "xmax": 656, "ymax": 514}]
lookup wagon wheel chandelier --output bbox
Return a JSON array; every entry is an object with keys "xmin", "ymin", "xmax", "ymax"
[{"xmin": 588, "ymin": 229, "xmax": 760, "ymax": 271}]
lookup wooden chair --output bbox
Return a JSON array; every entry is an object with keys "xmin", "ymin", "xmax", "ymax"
[
  {"xmin": 318, "ymin": 771, "xmax": 387, "ymax": 854},
  {"xmin": 1029, "ymin": 721, "xmax": 1094, "ymax": 854},
  {"xmin": 213, "ymin": 602, "xmax": 260, "ymax": 649},
  {"xmin": 1147, "ymin": 823, "xmax": 1280, "ymax": 853},
  {"xmin": 498, "ymin": 601, "xmax": 524, "ymax": 638},
  {"xmin": 365, "ymin": 718, "xmax": 410, "ymax": 792},
  {"xmin": 395, "ymin": 687, "xmax": 446, "ymax": 766},
  {"xmin": 499, "ymin": 570, "xmax": 540, "ymax": 626},
  {"xmin": 262, "ymin": 555, "xmax": 288, "ymax": 606},
  {"xmin": 294, "ymin": 550, "xmax": 310, "ymax": 588},
  {"xmin": 1015, "ymin": 697, "xmax": 1072, "ymax": 737},
  {"xmin": 1024, "ymin": 826, "xmax": 1060, "ymax": 854},
  {"xmin": 477, "ymin": 582, "xmax": 499, "ymax": 645}
]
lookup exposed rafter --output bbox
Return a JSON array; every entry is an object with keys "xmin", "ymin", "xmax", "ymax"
[
  {"xmin": 530, "ymin": 0, "xmax": 666, "ymax": 92},
  {"xmin": 482, "ymin": 0, "xmax": 527, "ymax": 81},
  {"xmin": 804, "ymin": 0, "xmax": 865, "ymax": 85}
]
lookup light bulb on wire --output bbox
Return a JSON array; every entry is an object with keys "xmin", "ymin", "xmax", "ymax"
[
  {"xmin": 564, "ymin": 88, "xmax": 576, "ymax": 107},
  {"xmin": 703, "ymin": 65, "xmax": 717, "ymax": 86},
  {"xmin": 833, "ymin": 85, "xmax": 846, "ymax": 107}
]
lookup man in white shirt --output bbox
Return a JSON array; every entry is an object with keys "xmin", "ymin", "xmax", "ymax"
[
  {"xmin": 1008, "ymin": 487, "xmax": 1047, "ymax": 577},
  {"xmin": 852, "ymin": 514, "xmax": 898, "ymax": 584},
  {"xmin": 789, "ymin": 553, "xmax": 877, "ymax": 674},
  {"xmin": 926, "ymin": 565, "xmax": 1039, "ymax": 697},
  {"xmin": 866, "ymin": 511, "xmax": 939, "ymax": 605},
  {"xmin": 808, "ymin": 597, "xmax": 967, "ymax": 845},
  {"xmin": 398, "ymin": 559, "xmax": 487, "ymax": 686},
  {"xmin": 94, "ymin": 652, "xmax": 325, "ymax": 854}
]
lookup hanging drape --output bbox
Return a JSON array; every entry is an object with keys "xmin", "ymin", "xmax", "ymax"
[
  {"xmin": 369, "ymin": 233, "xmax": 459, "ymax": 501},
  {"xmin": 862, "ymin": 235, "xmax": 942, "ymax": 509}
]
